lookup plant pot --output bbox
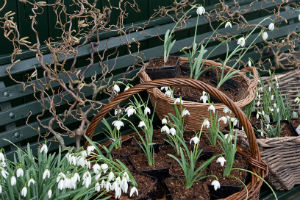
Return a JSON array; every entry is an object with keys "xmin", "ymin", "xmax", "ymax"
[
  {"xmin": 208, "ymin": 185, "xmax": 243, "ymax": 199},
  {"xmin": 145, "ymin": 56, "xmax": 180, "ymax": 80},
  {"xmin": 164, "ymin": 177, "xmax": 210, "ymax": 200}
]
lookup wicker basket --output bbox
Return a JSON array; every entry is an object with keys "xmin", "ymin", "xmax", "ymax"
[
  {"xmin": 139, "ymin": 57, "xmax": 259, "ymax": 131},
  {"xmin": 260, "ymin": 68, "xmax": 300, "ymax": 112},
  {"xmin": 237, "ymin": 130, "xmax": 300, "ymax": 190},
  {"xmin": 85, "ymin": 78, "xmax": 267, "ymax": 200}
]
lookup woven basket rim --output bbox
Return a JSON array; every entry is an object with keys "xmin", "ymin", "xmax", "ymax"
[{"xmin": 139, "ymin": 57, "xmax": 258, "ymax": 109}]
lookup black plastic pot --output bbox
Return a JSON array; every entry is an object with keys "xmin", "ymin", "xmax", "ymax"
[
  {"xmin": 208, "ymin": 185, "xmax": 243, "ymax": 199},
  {"xmin": 146, "ymin": 56, "xmax": 179, "ymax": 80}
]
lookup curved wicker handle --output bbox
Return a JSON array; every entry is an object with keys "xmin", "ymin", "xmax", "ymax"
[
  {"xmin": 85, "ymin": 78, "xmax": 260, "ymax": 161},
  {"xmin": 240, "ymin": 67, "xmax": 259, "ymax": 92}
]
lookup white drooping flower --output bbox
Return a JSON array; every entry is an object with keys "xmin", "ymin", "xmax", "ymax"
[
  {"xmin": 43, "ymin": 169, "xmax": 50, "ymax": 180},
  {"xmin": 216, "ymin": 157, "xmax": 226, "ymax": 167},
  {"xmin": 112, "ymin": 120, "xmax": 124, "ymax": 131},
  {"xmin": 115, "ymin": 184, "xmax": 122, "ymax": 199},
  {"xmin": 125, "ymin": 107, "xmax": 136, "ymax": 117},
  {"xmin": 101, "ymin": 163, "xmax": 108, "ymax": 173},
  {"xmin": 268, "ymin": 23, "xmax": 274, "ymax": 31},
  {"xmin": 28, "ymin": 178, "xmax": 35, "ymax": 186},
  {"xmin": 298, "ymin": 14, "xmax": 300, "ymax": 22},
  {"xmin": 208, "ymin": 104, "xmax": 215, "ymax": 113},
  {"xmin": 223, "ymin": 106, "xmax": 232, "ymax": 114},
  {"xmin": 0, "ymin": 185, "xmax": 2, "ymax": 194},
  {"xmin": 130, "ymin": 187, "xmax": 138, "ymax": 197},
  {"xmin": 248, "ymin": 60, "xmax": 252, "ymax": 67},
  {"xmin": 160, "ymin": 86, "xmax": 169, "ymax": 91},
  {"xmin": 48, "ymin": 189, "xmax": 52, "ymax": 198},
  {"xmin": 11, "ymin": 176, "xmax": 16, "ymax": 186},
  {"xmin": 174, "ymin": 98, "xmax": 183, "ymax": 105},
  {"xmin": 87, "ymin": 146, "xmax": 96, "ymax": 156},
  {"xmin": 231, "ymin": 118, "xmax": 239, "ymax": 127},
  {"xmin": 202, "ymin": 119, "xmax": 210, "ymax": 129},
  {"xmin": 124, "ymin": 85, "xmax": 130, "ymax": 91},
  {"xmin": 190, "ymin": 136, "xmax": 200, "ymax": 145},
  {"xmin": 21, "ymin": 187, "xmax": 27, "ymax": 197},
  {"xmin": 161, "ymin": 118, "xmax": 168, "ymax": 124},
  {"xmin": 196, "ymin": 6, "xmax": 205, "ymax": 15},
  {"xmin": 181, "ymin": 109, "xmax": 190, "ymax": 117},
  {"xmin": 93, "ymin": 164, "xmax": 101, "ymax": 174},
  {"xmin": 292, "ymin": 111, "xmax": 299, "ymax": 119},
  {"xmin": 225, "ymin": 21, "xmax": 232, "ymax": 28},
  {"xmin": 294, "ymin": 97, "xmax": 300, "ymax": 104},
  {"xmin": 237, "ymin": 37, "xmax": 246, "ymax": 47},
  {"xmin": 40, "ymin": 144, "xmax": 48, "ymax": 154},
  {"xmin": 211, "ymin": 180, "xmax": 221, "ymax": 191},
  {"xmin": 73, "ymin": 172, "xmax": 80, "ymax": 182},
  {"xmin": 56, "ymin": 172, "xmax": 66, "ymax": 183},
  {"xmin": 144, "ymin": 107, "xmax": 151, "ymax": 115},
  {"xmin": 161, "ymin": 125, "xmax": 170, "ymax": 134},
  {"xmin": 82, "ymin": 171, "xmax": 92, "ymax": 188},
  {"xmin": 165, "ymin": 90, "xmax": 172, "ymax": 97},
  {"xmin": 1, "ymin": 168, "xmax": 8, "ymax": 179},
  {"xmin": 170, "ymin": 128, "xmax": 176, "ymax": 136},
  {"xmin": 108, "ymin": 172, "xmax": 115, "ymax": 182},
  {"xmin": 200, "ymin": 92, "xmax": 208, "ymax": 103},
  {"xmin": 16, "ymin": 168, "xmax": 24, "ymax": 178},
  {"xmin": 138, "ymin": 121, "xmax": 147, "ymax": 129},
  {"xmin": 218, "ymin": 116, "xmax": 228, "ymax": 124},
  {"xmin": 224, "ymin": 134, "xmax": 233, "ymax": 141},
  {"xmin": 0, "ymin": 153, "xmax": 4, "ymax": 163},
  {"xmin": 262, "ymin": 32, "xmax": 268, "ymax": 41},
  {"xmin": 113, "ymin": 84, "xmax": 120, "ymax": 93},
  {"xmin": 95, "ymin": 182, "xmax": 101, "ymax": 192}
]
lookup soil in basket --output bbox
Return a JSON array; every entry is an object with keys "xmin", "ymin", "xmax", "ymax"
[
  {"xmin": 164, "ymin": 178, "xmax": 210, "ymax": 200},
  {"xmin": 279, "ymin": 121, "xmax": 296, "ymax": 137},
  {"xmin": 173, "ymin": 64, "xmax": 248, "ymax": 103}
]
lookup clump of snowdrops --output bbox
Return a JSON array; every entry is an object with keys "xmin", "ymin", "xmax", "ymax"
[{"xmin": 0, "ymin": 140, "xmax": 138, "ymax": 199}]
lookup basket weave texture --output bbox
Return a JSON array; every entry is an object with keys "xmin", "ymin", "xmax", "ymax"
[
  {"xmin": 238, "ymin": 130, "xmax": 300, "ymax": 190},
  {"xmin": 139, "ymin": 57, "xmax": 259, "ymax": 131},
  {"xmin": 260, "ymin": 69, "xmax": 300, "ymax": 112},
  {"xmin": 85, "ymin": 78, "xmax": 267, "ymax": 200}
]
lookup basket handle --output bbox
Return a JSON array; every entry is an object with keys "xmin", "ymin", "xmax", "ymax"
[
  {"xmin": 84, "ymin": 78, "xmax": 260, "ymax": 161},
  {"xmin": 240, "ymin": 67, "xmax": 259, "ymax": 91}
]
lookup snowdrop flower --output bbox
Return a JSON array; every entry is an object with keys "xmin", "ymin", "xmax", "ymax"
[
  {"xmin": 113, "ymin": 84, "xmax": 120, "ymax": 93},
  {"xmin": 105, "ymin": 181, "xmax": 111, "ymax": 191},
  {"xmin": 48, "ymin": 189, "xmax": 52, "ymax": 198},
  {"xmin": 181, "ymin": 109, "xmax": 190, "ymax": 117},
  {"xmin": 298, "ymin": 14, "xmax": 300, "ymax": 22},
  {"xmin": 160, "ymin": 86, "xmax": 169, "ymax": 91},
  {"xmin": 200, "ymin": 92, "xmax": 208, "ymax": 103},
  {"xmin": 211, "ymin": 180, "xmax": 221, "ymax": 191},
  {"xmin": 73, "ymin": 172, "xmax": 80, "ymax": 183},
  {"xmin": 225, "ymin": 21, "xmax": 232, "ymax": 28},
  {"xmin": 125, "ymin": 107, "xmax": 136, "ymax": 117},
  {"xmin": 262, "ymin": 32, "xmax": 268, "ymax": 41},
  {"xmin": 292, "ymin": 111, "xmax": 298, "ymax": 119},
  {"xmin": 112, "ymin": 120, "xmax": 124, "ymax": 131},
  {"xmin": 115, "ymin": 186, "xmax": 122, "ymax": 199},
  {"xmin": 93, "ymin": 164, "xmax": 101, "ymax": 174},
  {"xmin": 216, "ymin": 157, "xmax": 226, "ymax": 167},
  {"xmin": 124, "ymin": 85, "xmax": 130, "ymax": 91},
  {"xmin": 58, "ymin": 180, "xmax": 64, "ymax": 190},
  {"xmin": 174, "ymin": 98, "xmax": 183, "ymax": 105},
  {"xmin": 208, "ymin": 104, "xmax": 215, "ymax": 113},
  {"xmin": 87, "ymin": 146, "xmax": 96, "ymax": 155},
  {"xmin": 165, "ymin": 90, "xmax": 172, "ymax": 97},
  {"xmin": 101, "ymin": 163, "xmax": 108, "ymax": 173},
  {"xmin": 130, "ymin": 187, "xmax": 138, "ymax": 197},
  {"xmin": 256, "ymin": 101, "xmax": 261, "ymax": 107},
  {"xmin": 271, "ymin": 95, "xmax": 274, "ymax": 101},
  {"xmin": 108, "ymin": 172, "xmax": 115, "ymax": 182},
  {"xmin": 144, "ymin": 107, "xmax": 151, "ymax": 115},
  {"xmin": 28, "ymin": 178, "xmax": 35, "ymax": 186},
  {"xmin": 121, "ymin": 177, "xmax": 129, "ymax": 193},
  {"xmin": 40, "ymin": 144, "xmax": 48, "ymax": 154},
  {"xmin": 218, "ymin": 116, "xmax": 228, "ymax": 124},
  {"xmin": 95, "ymin": 182, "xmax": 101, "ymax": 192},
  {"xmin": 161, "ymin": 118, "xmax": 168, "ymax": 124},
  {"xmin": 43, "ymin": 169, "xmax": 50, "ymax": 180},
  {"xmin": 190, "ymin": 136, "xmax": 200, "ymax": 145},
  {"xmin": 223, "ymin": 106, "xmax": 232, "ymax": 114},
  {"xmin": 237, "ymin": 37, "xmax": 246, "ymax": 47},
  {"xmin": 138, "ymin": 121, "xmax": 147, "ymax": 129},
  {"xmin": 11, "ymin": 176, "xmax": 16, "ymax": 186},
  {"xmin": 224, "ymin": 134, "xmax": 232, "ymax": 141},
  {"xmin": 231, "ymin": 118, "xmax": 239, "ymax": 127},
  {"xmin": 248, "ymin": 60, "xmax": 252, "ymax": 67},
  {"xmin": 196, "ymin": 6, "xmax": 205, "ymax": 15},
  {"xmin": 0, "ymin": 153, "xmax": 4, "ymax": 162},
  {"xmin": 161, "ymin": 125, "xmax": 170, "ymax": 134},
  {"xmin": 170, "ymin": 128, "xmax": 176, "ymax": 136},
  {"xmin": 294, "ymin": 97, "xmax": 300, "ymax": 104},
  {"xmin": 16, "ymin": 168, "xmax": 24, "ymax": 178},
  {"xmin": 56, "ymin": 172, "xmax": 66, "ymax": 183},
  {"xmin": 0, "ymin": 185, "xmax": 2, "ymax": 194},
  {"xmin": 114, "ymin": 109, "xmax": 122, "ymax": 116},
  {"xmin": 21, "ymin": 187, "xmax": 27, "ymax": 197},
  {"xmin": 268, "ymin": 23, "xmax": 274, "ymax": 31},
  {"xmin": 123, "ymin": 172, "xmax": 130, "ymax": 182},
  {"xmin": 83, "ymin": 171, "xmax": 92, "ymax": 188},
  {"xmin": 202, "ymin": 119, "xmax": 210, "ymax": 129},
  {"xmin": 1, "ymin": 168, "xmax": 8, "ymax": 179}
]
